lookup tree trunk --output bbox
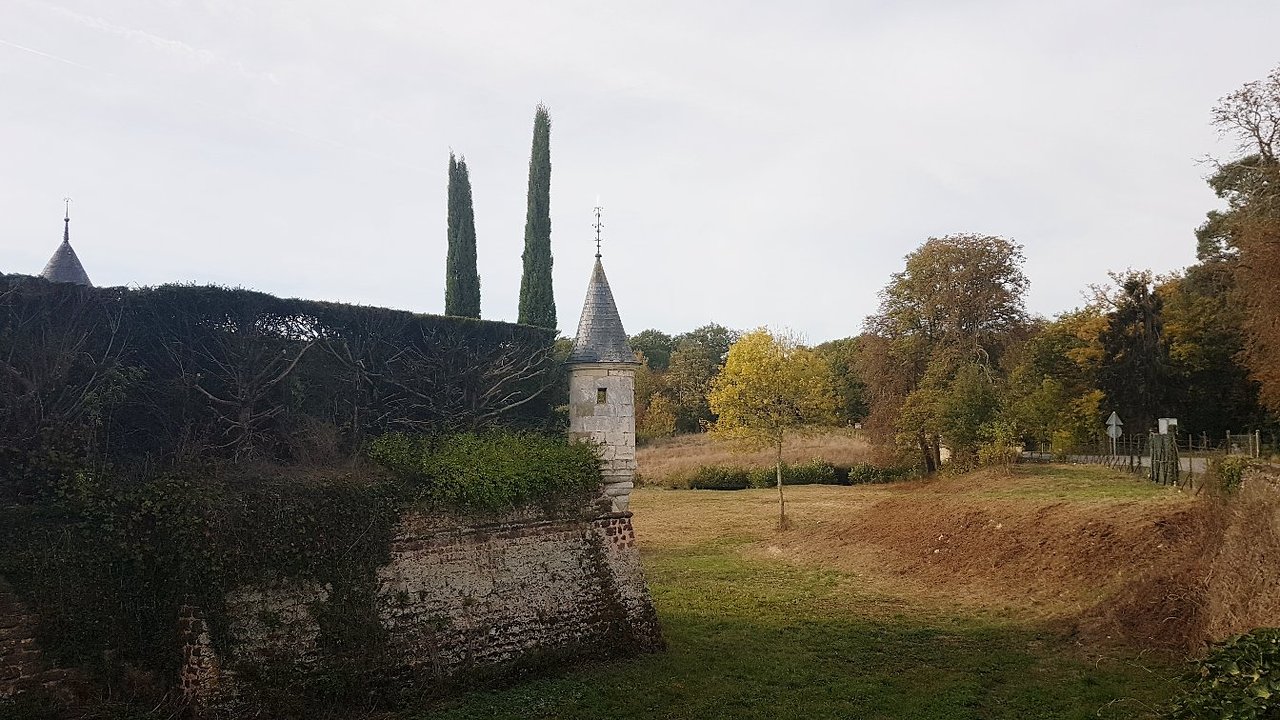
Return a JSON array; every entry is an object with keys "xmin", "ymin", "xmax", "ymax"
[
  {"xmin": 932, "ymin": 433, "xmax": 943, "ymax": 471},
  {"xmin": 776, "ymin": 438, "xmax": 787, "ymax": 530},
  {"xmin": 917, "ymin": 430, "xmax": 936, "ymax": 473}
]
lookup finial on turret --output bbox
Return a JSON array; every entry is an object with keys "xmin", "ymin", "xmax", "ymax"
[
  {"xmin": 593, "ymin": 203, "xmax": 603, "ymax": 258},
  {"xmin": 42, "ymin": 197, "xmax": 92, "ymax": 286}
]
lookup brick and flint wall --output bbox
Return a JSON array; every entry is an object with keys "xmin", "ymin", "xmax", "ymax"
[{"xmin": 175, "ymin": 503, "xmax": 662, "ymax": 713}]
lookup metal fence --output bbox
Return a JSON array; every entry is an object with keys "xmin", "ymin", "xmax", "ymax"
[
  {"xmin": 1025, "ymin": 433, "xmax": 1210, "ymax": 489},
  {"xmin": 1021, "ymin": 429, "xmax": 1276, "ymax": 490}
]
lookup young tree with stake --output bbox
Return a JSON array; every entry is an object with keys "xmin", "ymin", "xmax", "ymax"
[{"xmin": 708, "ymin": 329, "xmax": 837, "ymax": 529}]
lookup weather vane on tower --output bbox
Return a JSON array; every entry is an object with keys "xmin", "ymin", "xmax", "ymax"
[
  {"xmin": 64, "ymin": 197, "xmax": 72, "ymax": 223},
  {"xmin": 593, "ymin": 201, "xmax": 603, "ymax": 258}
]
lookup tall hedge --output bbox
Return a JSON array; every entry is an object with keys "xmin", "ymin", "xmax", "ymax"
[
  {"xmin": 0, "ymin": 274, "xmax": 558, "ymax": 470},
  {"xmin": 518, "ymin": 104, "xmax": 556, "ymax": 330}
]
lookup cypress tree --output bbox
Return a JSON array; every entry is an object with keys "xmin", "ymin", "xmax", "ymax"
[
  {"xmin": 445, "ymin": 153, "xmax": 481, "ymax": 318},
  {"xmin": 518, "ymin": 104, "xmax": 556, "ymax": 329}
]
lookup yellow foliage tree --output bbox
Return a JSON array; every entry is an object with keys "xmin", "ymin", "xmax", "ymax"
[{"xmin": 707, "ymin": 329, "xmax": 837, "ymax": 529}]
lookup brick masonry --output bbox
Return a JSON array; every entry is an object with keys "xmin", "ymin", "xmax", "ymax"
[
  {"xmin": 177, "ymin": 504, "xmax": 662, "ymax": 714},
  {"xmin": 0, "ymin": 577, "xmax": 76, "ymax": 701}
]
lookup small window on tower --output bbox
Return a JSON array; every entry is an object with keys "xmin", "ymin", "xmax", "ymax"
[{"xmin": 597, "ymin": 388, "xmax": 608, "ymax": 404}]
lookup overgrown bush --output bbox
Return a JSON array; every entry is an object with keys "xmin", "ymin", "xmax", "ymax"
[
  {"xmin": 367, "ymin": 431, "xmax": 601, "ymax": 510},
  {"xmin": 1050, "ymin": 430, "xmax": 1076, "ymax": 462},
  {"xmin": 977, "ymin": 421, "xmax": 1021, "ymax": 469},
  {"xmin": 1167, "ymin": 627, "xmax": 1280, "ymax": 719},
  {"xmin": 1212, "ymin": 455, "xmax": 1251, "ymax": 495}
]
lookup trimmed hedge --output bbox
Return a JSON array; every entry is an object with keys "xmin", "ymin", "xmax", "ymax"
[
  {"xmin": 0, "ymin": 274, "xmax": 559, "ymax": 471},
  {"xmin": 669, "ymin": 460, "xmax": 912, "ymax": 490}
]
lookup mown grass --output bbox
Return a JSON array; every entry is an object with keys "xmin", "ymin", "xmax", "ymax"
[
  {"xmin": 961, "ymin": 463, "xmax": 1187, "ymax": 502},
  {"xmin": 416, "ymin": 513, "xmax": 1178, "ymax": 719}
]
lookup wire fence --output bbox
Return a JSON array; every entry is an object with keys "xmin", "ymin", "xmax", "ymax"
[
  {"xmin": 1020, "ymin": 432, "xmax": 1255, "ymax": 490},
  {"xmin": 1021, "ymin": 428, "xmax": 1279, "ymax": 491}
]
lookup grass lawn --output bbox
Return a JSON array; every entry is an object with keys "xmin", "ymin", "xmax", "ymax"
[{"xmin": 416, "ymin": 471, "xmax": 1181, "ymax": 719}]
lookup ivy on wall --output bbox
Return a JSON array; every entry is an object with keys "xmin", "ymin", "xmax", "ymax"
[{"xmin": 0, "ymin": 430, "xmax": 601, "ymax": 709}]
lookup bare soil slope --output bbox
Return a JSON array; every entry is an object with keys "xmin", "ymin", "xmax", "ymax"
[{"xmin": 632, "ymin": 464, "xmax": 1280, "ymax": 652}]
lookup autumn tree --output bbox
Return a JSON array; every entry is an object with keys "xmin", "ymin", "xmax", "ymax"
[
  {"xmin": 708, "ymin": 329, "xmax": 836, "ymax": 528},
  {"xmin": 814, "ymin": 337, "xmax": 868, "ymax": 425},
  {"xmin": 859, "ymin": 234, "xmax": 1029, "ymax": 470},
  {"xmin": 629, "ymin": 329, "xmax": 676, "ymax": 371},
  {"xmin": 666, "ymin": 323, "xmax": 739, "ymax": 432},
  {"xmin": 445, "ymin": 153, "xmax": 481, "ymax": 318},
  {"xmin": 1158, "ymin": 264, "xmax": 1263, "ymax": 435},
  {"xmin": 1204, "ymin": 64, "xmax": 1280, "ymax": 410},
  {"xmin": 1003, "ymin": 308, "xmax": 1107, "ymax": 452},
  {"xmin": 634, "ymin": 356, "xmax": 676, "ymax": 441}
]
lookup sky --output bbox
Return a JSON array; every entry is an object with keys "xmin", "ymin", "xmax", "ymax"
[{"xmin": 2, "ymin": 1, "xmax": 1278, "ymax": 344}]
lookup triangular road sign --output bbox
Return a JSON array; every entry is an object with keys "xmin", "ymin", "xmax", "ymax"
[{"xmin": 1106, "ymin": 412, "xmax": 1122, "ymax": 427}]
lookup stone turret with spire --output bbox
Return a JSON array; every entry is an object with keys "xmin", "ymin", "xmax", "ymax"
[
  {"xmin": 41, "ymin": 199, "xmax": 92, "ymax": 286},
  {"xmin": 566, "ymin": 206, "xmax": 639, "ymax": 512}
]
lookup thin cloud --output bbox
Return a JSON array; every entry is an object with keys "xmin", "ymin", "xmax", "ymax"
[{"xmin": 30, "ymin": 0, "xmax": 280, "ymax": 85}]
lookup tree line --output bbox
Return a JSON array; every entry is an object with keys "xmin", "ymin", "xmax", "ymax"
[
  {"xmin": 445, "ymin": 104, "xmax": 556, "ymax": 329},
  {"xmin": 629, "ymin": 64, "xmax": 1280, "ymax": 470}
]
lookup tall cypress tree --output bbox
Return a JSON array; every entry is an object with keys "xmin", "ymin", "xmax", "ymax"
[
  {"xmin": 445, "ymin": 153, "xmax": 481, "ymax": 318},
  {"xmin": 518, "ymin": 104, "xmax": 556, "ymax": 329}
]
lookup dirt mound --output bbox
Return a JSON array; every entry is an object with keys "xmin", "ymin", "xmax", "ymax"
[
  {"xmin": 771, "ymin": 465, "xmax": 1280, "ymax": 652},
  {"xmin": 1086, "ymin": 470, "xmax": 1280, "ymax": 650}
]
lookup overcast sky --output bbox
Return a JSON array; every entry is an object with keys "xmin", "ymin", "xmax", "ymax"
[{"xmin": 2, "ymin": 1, "xmax": 1277, "ymax": 343}]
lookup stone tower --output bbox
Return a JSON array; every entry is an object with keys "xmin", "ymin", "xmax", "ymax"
[
  {"xmin": 567, "ymin": 253, "xmax": 639, "ymax": 512},
  {"xmin": 41, "ymin": 203, "xmax": 92, "ymax": 286}
]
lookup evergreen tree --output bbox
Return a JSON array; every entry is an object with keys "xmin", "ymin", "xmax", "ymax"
[
  {"xmin": 1097, "ymin": 271, "xmax": 1172, "ymax": 433},
  {"xmin": 518, "ymin": 104, "xmax": 556, "ymax": 329},
  {"xmin": 445, "ymin": 153, "xmax": 481, "ymax": 318}
]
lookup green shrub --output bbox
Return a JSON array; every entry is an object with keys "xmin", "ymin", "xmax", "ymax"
[
  {"xmin": 1167, "ymin": 627, "xmax": 1280, "ymax": 719},
  {"xmin": 847, "ymin": 463, "xmax": 914, "ymax": 484},
  {"xmin": 1050, "ymin": 430, "xmax": 1076, "ymax": 462},
  {"xmin": 785, "ymin": 459, "xmax": 840, "ymax": 485},
  {"xmin": 687, "ymin": 466, "xmax": 752, "ymax": 490},
  {"xmin": 747, "ymin": 461, "xmax": 838, "ymax": 488},
  {"xmin": 367, "ymin": 431, "xmax": 601, "ymax": 510},
  {"xmin": 1213, "ymin": 455, "xmax": 1250, "ymax": 494},
  {"xmin": 748, "ymin": 466, "xmax": 775, "ymax": 488},
  {"xmin": 977, "ymin": 421, "xmax": 1021, "ymax": 468},
  {"xmin": 665, "ymin": 461, "xmax": 914, "ymax": 490}
]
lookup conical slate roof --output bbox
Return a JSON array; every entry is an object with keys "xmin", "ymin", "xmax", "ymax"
[
  {"xmin": 41, "ymin": 219, "xmax": 92, "ymax": 286},
  {"xmin": 567, "ymin": 257, "xmax": 637, "ymax": 364}
]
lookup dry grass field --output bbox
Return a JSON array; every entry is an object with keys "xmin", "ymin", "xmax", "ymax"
[
  {"xmin": 633, "ymin": 465, "xmax": 1203, "ymax": 643},
  {"xmin": 636, "ymin": 429, "xmax": 881, "ymax": 485},
  {"xmin": 423, "ymin": 464, "xmax": 1258, "ymax": 719}
]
